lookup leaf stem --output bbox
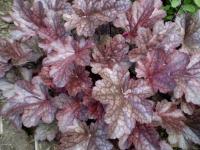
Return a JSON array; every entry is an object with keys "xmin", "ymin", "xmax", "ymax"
[
  {"xmin": 0, "ymin": 116, "xmax": 3, "ymax": 134},
  {"xmin": 35, "ymin": 136, "xmax": 39, "ymax": 150}
]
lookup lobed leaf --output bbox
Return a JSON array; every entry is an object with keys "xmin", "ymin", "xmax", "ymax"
[
  {"xmin": 35, "ymin": 123, "xmax": 58, "ymax": 142},
  {"xmin": 63, "ymin": 0, "xmax": 130, "ymax": 36},
  {"xmin": 91, "ymin": 34, "xmax": 129, "ymax": 74},
  {"xmin": 129, "ymin": 21, "xmax": 183, "ymax": 62},
  {"xmin": 59, "ymin": 121, "xmax": 113, "ymax": 150},
  {"xmin": 114, "ymin": 0, "xmax": 166, "ymax": 42},
  {"xmin": 1, "ymin": 77, "xmax": 56, "ymax": 127},
  {"xmin": 129, "ymin": 124, "xmax": 172, "ymax": 150},
  {"xmin": 93, "ymin": 64, "xmax": 154, "ymax": 142},
  {"xmin": 136, "ymin": 50, "xmax": 189, "ymax": 93},
  {"xmin": 43, "ymin": 37, "xmax": 93, "ymax": 87}
]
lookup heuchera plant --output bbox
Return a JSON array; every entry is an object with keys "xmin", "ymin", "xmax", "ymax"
[{"xmin": 0, "ymin": 0, "xmax": 200, "ymax": 149}]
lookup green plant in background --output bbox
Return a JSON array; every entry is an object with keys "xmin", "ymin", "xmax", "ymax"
[
  {"xmin": 0, "ymin": 0, "xmax": 13, "ymax": 38},
  {"xmin": 194, "ymin": 0, "xmax": 200, "ymax": 7},
  {"xmin": 163, "ymin": 0, "xmax": 200, "ymax": 20}
]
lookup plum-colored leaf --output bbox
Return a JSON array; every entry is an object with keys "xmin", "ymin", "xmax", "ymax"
[
  {"xmin": 92, "ymin": 64, "xmax": 154, "ymax": 140},
  {"xmin": 174, "ymin": 54, "xmax": 200, "ymax": 105},
  {"xmin": 1, "ymin": 77, "xmax": 56, "ymax": 127},
  {"xmin": 151, "ymin": 21, "xmax": 183, "ymax": 52},
  {"xmin": 63, "ymin": 0, "xmax": 130, "ymax": 37},
  {"xmin": 11, "ymin": 0, "xmax": 39, "ymax": 39},
  {"xmin": 91, "ymin": 34, "xmax": 129, "ymax": 73},
  {"xmin": 155, "ymin": 100, "xmax": 200, "ymax": 149},
  {"xmin": 0, "ymin": 40, "xmax": 11, "ymax": 77},
  {"xmin": 184, "ymin": 10, "xmax": 200, "ymax": 51},
  {"xmin": 168, "ymin": 126, "xmax": 200, "ymax": 149},
  {"xmin": 154, "ymin": 100, "xmax": 186, "ymax": 132},
  {"xmin": 51, "ymin": 94, "xmax": 71, "ymax": 110},
  {"xmin": 39, "ymin": 66, "xmax": 54, "ymax": 88},
  {"xmin": 0, "ymin": 79, "xmax": 15, "ymax": 99},
  {"xmin": 22, "ymin": 100, "xmax": 56, "ymax": 127},
  {"xmin": 56, "ymin": 97, "xmax": 88, "ymax": 133},
  {"xmin": 114, "ymin": 0, "xmax": 165, "ymax": 41},
  {"xmin": 0, "ymin": 61, "xmax": 11, "ymax": 78},
  {"xmin": 56, "ymin": 101, "xmax": 81, "ymax": 133},
  {"xmin": 82, "ymin": 93, "xmax": 105, "ymax": 120},
  {"xmin": 129, "ymin": 124, "xmax": 172, "ymax": 150},
  {"xmin": 180, "ymin": 101, "xmax": 195, "ymax": 115},
  {"xmin": 136, "ymin": 50, "xmax": 189, "ymax": 93},
  {"xmin": 186, "ymin": 109, "xmax": 200, "ymax": 129},
  {"xmin": 85, "ymin": 100, "xmax": 104, "ymax": 120},
  {"xmin": 0, "ymin": 39, "xmax": 35, "ymax": 78},
  {"xmin": 59, "ymin": 122, "xmax": 113, "ymax": 150},
  {"xmin": 43, "ymin": 37, "xmax": 93, "ymax": 87},
  {"xmin": 129, "ymin": 21, "xmax": 183, "ymax": 62},
  {"xmin": 176, "ymin": 10, "xmax": 200, "ymax": 54},
  {"xmin": 0, "ymin": 80, "xmax": 22, "ymax": 128},
  {"xmin": 185, "ymin": 109, "xmax": 200, "ymax": 149},
  {"xmin": 66, "ymin": 65, "xmax": 92, "ymax": 96},
  {"xmin": 11, "ymin": 0, "xmax": 69, "ymax": 41},
  {"xmin": 35, "ymin": 123, "xmax": 58, "ymax": 142}
]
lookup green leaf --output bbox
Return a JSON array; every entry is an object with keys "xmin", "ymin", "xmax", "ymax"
[
  {"xmin": 171, "ymin": 0, "xmax": 181, "ymax": 8},
  {"xmin": 168, "ymin": 8, "xmax": 176, "ymax": 15},
  {"xmin": 194, "ymin": 0, "xmax": 200, "ymax": 7},
  {"xmin": 182, "ymin": 4, "xmax": 197, "ymax": 13},
  {"xmin": 163, "ymin": 5, "xmax": 171, "ymax": 11},
  {"xmin": 184, "ymin": 0, "xmax": 193, "ymax": 4},
  {"xmin": 178, "ymin": 7, "xmax": 185, "ymax": 14},
  {"xmin": 0, "ymin": 119, "xmax": 33, "ymax": 150},
  {"xmin": 165, "ymin": 15, "xmax": 174, "ymax": 20}
]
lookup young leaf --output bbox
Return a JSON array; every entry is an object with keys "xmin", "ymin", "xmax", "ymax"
[
  {"xmin": 182, "ymin": 4, "xmax": 197, "ymax": 13},
  {"xmin": 194, "ymin": 0, "xmax": 200, "ymax": 7},
  {"xmin": 35, "ymin": 123, "xmax": 58, "ymax": 142},
  {"xmin": 91, "ymin": 34, "xmax": 129, "ymax": 73},
  {"xmin": 63, "ymin": 0, "xmax": 130, "ymax": 37},
  {"xmin": 66, "ymin": 65, "xmax": 92, "ymax": 96},
  {"xmin": 171, "ymin": 0, "xmax": 181, "ymax": 8}
]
